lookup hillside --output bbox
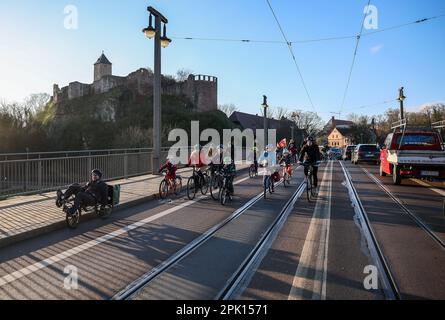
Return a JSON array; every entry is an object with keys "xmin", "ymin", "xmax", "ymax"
[{"xmin": 36, "ymin": 86, "xmax": 236, "ymax": 150}]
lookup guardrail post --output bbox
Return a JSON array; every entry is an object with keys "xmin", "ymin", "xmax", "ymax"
[
  {"xmin": 124, "ymin": 152, "xmax": 128, "ymax": 179},
  {"xmin": 24, "ymin": 161, "xmax": 29, "ymax": 192},
  {"xmin": 38, "ymin": 160, "xmax": 42, "ymax": 193}
]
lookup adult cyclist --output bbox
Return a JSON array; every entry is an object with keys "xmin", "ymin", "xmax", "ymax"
[{"xmin": 298, "ymin": 136, "xmax": 321, "ymax": 188}]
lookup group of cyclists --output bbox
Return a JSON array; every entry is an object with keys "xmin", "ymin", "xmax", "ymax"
[
  {"xmin": 158, "ymin": 136, "xmax": 322, "ymax": 201},
  {"xmin": 56, "ymin": 136, "xmax": 322, "ymax": 216}
]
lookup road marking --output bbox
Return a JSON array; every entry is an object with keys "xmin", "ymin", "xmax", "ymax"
[
  {"xmin": 0, "ymin": 175, "xmax": 251, "ymax": 287},
  {"xmin": 288, "ymin": 160, "xmax": 333, "ymax": 300},
  {"xmin": 410, "ymin": 179, "xmax": 445, "ymax": 197}
]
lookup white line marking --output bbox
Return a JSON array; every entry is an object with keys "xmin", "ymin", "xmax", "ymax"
[
  {"xmin": 410, "ymin": 179, "xmax": 445, "ymax": 197},
  {"xmin": 0, "ymin": 176, "xmax": 251, "ymax": 287},
  {"xmin": 288, "ymin": 160, "xmax": 333, "ymax": 300}
]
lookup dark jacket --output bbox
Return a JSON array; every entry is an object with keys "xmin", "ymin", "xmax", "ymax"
[
  {"xmin": 299, "ymin": 144, "xmax": 321, "ymax": 163},
  {"xmin": 83, "ymin": 180, "xmax": 108, "ymax": 205}
]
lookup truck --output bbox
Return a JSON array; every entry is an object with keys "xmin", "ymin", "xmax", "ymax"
[{"xmin": 379, "ymin": 120, "xmax": 445, "ymax": 185}]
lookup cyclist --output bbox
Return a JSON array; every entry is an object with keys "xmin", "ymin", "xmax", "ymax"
[
  {"xmin": 288, "ymin": 139, "xmax": 297, "ymax": 163},
  {"xmin": 298, "ymin": 136, "xmax": 321, "ymax": 188},
  {"xmin": 221, "ymin": 156, "xmax": 236, "ymax": 195},
  {"xmin": 258, "ymin": 145, "xmax": 276, "ymax": 193},
  {"xmin": 188, "ymin": 144, "xmax": 207, "ymax": 186},
  {"xmin": 158, "ymin": 156, "xmax": 178, "ymax": 190},
  {"xmin": 56, "ymin": 169, "xmax": 108, "ymax": 215},
  {"xmin": 280, "ymin": 148, "xmax": 293, "ymax": 178},
  {"xmin": 248, "ymin": 145, "xmax": 259, "ymax": 175}
]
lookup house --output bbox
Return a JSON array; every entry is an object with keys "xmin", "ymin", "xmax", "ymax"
[
  {"xmin": 324, "ymin": 117, "xmax": 354, "ymax": 148},
  {"xmin": 328, "ymin": 127, "xmax": 354, "ymax": 148},
  {"xmin": 229, "ymin": 111, "xmax": 305, "ymax": 145}
]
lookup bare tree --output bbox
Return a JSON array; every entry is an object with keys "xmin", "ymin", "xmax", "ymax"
[
  {"xmin": 176, "ymin": 69, "xmax": 193, "ymax": 82},
  {"xmin": 24, "ymin": 93, "xmax": 51, "ymax": 113},
  {"xmin": 290, "ymin": 110, "xmax": 323, "ymax": 137},
  {"xmin": 273, "ymin": 107, "xmax": 290, "ymax": 120},
  {"xmin": 218, "ymin": 103, "xmax": 239, "ymax": 117}
]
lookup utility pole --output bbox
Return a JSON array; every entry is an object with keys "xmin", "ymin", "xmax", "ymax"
[
  {"xmin": 261, "ymin": 95, "xmax": 268, "ymax": 147},
  {"xmin": 398, "ymin": 87, "xmax": 406, "ymax": 120}
]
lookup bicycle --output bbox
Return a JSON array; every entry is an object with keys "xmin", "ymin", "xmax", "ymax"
[
  {"xmin": 249, "ymin": 161, "xmax": 258, "ymax": 178},
  {"xmin": 61, "ymin": 184, "xmax": 120, "ymax": 229},
  {"xmin": 186, "ymin": 166, "xmax": 209, "ymax": 200},
  {"xmin": 210, "ymin": 169, "xmax": 224, "ymax": 200},
  {"xmin": 263, "ymin": 173, "xmax": 276, "ymax": 199},
  {"xmin": 281, "ymin": 163, "xmax": 292, "ymax": 187},
  {"xmin": 302, "ymin": 161, "xmax": 320, "ymax": 202},
  {"xmin": 219, "ymin": 174, "xmax": 234, "ymax": 205},
  {"xmin": 159, "ymin": 171, "xmax": 182, "ymax": 200}
]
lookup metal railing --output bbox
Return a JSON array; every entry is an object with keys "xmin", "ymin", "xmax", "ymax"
[
  {"xmin": 0, "ymin": 148, "xmax": 171, "ymax": 199},
  {"xmin": 0, "ymin": 146, "xmax": 253, "ymax": 199}
]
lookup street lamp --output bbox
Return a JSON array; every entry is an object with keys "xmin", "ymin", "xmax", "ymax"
[
  {"xmin": 261, "ymin": 95, "xmax": 268, "ymax": 147},
  {"xmin": 142, "ymin": 6, "xmax": 171, "ymax": 172}
]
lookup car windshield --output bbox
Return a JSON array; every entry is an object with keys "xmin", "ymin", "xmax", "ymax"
[
  {"xmin": 395, "ymin": 134, "xmax": 436, "ymax": 146},
  {"xmin": 359, "ymin": 145, "xmax": 378, "ymax": 152},
  {"xmin": 347, "ymin": 146, "xmax": 356, "ymax": 151}
]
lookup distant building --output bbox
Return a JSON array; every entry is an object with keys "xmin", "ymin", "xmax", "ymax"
[
  {"xmin": 229, "ymin": 111, "xmax": 305, "ymax": 145},
  {"xmin": 324, "ymin": 116, "xmax": 354, "ymax": 148},
  {"xmin": 52, "ymin": 52, "xmax": 218, "ymax": 112}
]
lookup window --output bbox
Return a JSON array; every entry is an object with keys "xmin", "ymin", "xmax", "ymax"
[{"xmin": 395, "ymin": 134, "xmax": 436, "ymax": 146}]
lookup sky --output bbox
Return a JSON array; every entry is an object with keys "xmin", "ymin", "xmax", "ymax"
[{"xmin": 0, "ymin": 0, "xmax": 444, "ymax": 122}]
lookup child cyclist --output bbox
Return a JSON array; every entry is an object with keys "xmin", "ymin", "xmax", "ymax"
[
  {"xmin": 280, "ymin": 148, "xmax": 293, "ymax": 177},
  {"xmin": 221, "ymin": 156, "xmax": 236, "ymax": 195},
  {"xmin": 158, "ymin": 156, "xmax": 178, "ymax": 190}
]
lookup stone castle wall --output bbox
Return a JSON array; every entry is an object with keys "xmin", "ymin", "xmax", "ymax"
[{"xmin": 53, "ymin": 69, "xmax": 217, "ymax": 112}]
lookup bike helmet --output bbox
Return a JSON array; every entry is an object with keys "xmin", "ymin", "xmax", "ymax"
[
  {"xmin": 223, "ymin": 156, "xmax": 232, "ymax": 165},
  {"xmin": 91, "ymin": 169, "xmax": 102, "ymax": 178}
]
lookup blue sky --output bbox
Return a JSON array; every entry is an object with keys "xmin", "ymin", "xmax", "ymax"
[{"xmin": 0, "ymin": 0, "xmax": 444, "ymax": 121}]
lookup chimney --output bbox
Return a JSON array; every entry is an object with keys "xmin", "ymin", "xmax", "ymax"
[{"xmin": 332, "ymin": 116, "xmax": 336, "ymax": 128}]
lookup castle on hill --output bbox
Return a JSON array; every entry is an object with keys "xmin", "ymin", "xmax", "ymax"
[{"xmin": 52, "ymin": 52, "xmax": 218, "ymax": 112}]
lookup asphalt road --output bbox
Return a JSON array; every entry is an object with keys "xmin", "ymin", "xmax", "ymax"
[{"xmin": 0, "ymin": 161, "xmax": 444, "ymax": 300}]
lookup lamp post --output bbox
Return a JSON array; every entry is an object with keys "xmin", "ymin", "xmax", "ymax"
[
  {"xmin": 397, "ymin": 87, "xmax": 406, "ymax": 121},
  {"xmin": 142, "ymin": 6, "xmax": 171, "ymax": 172},
  {"xmin": 261, "ymin": 95, "xmax": 268, "ymax": 147}
]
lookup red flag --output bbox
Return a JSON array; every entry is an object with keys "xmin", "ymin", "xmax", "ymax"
[{"xmin": 277, "ymin": 138, "xmax": 287, "ymax": 148}]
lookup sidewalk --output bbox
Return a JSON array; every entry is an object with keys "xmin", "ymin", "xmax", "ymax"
[{"xmin": 0, "ymin": 164, "xmax": 250, "ymax": 248}]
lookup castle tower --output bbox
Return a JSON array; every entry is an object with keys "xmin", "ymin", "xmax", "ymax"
[{"xmin": 94, "ymin": 52, "xmax": 112, "ymax": 82}]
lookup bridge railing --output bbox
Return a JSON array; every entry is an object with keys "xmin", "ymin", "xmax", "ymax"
[
  {"xmin": 0, "ymin": 148, "xmax": 171, "ymax": 199},
  {"xmin": 0, "ymin": 146, "xmax": 254, "ymax": 199}
]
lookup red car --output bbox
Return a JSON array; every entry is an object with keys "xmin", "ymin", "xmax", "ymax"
[{"xmin": 379, "ymin": 131, "xmax": 445, "ymax": 185}]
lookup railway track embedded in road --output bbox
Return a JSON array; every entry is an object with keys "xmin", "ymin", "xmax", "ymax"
[
  {"xmin": 340, "ymin": 161, "xmax": 401, "ymax": 300},
  {"xmin": 113, "ymin": 166, "xmax": 304, "ymax": 300},
  {"xmin": 361, "ymin": 167, "xmax": 445, "ymax": 250}
]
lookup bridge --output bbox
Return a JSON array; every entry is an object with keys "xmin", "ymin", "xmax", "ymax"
[{"xmin": 0, "ymin": 152, "xmax": 444, "ymax": 300}]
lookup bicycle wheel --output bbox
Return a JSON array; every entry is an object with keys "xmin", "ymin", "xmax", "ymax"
[
  {"xmin": 220, "ymin": 188, "xmax": 228, "ymax": 205},
  {"xmin": 174, "ymin": 176, "xmax": 182, "ymax": 195},
  {"xmin": 311, "ymin": 174, "xmax": 317, "ymax": 198},
  {"xmin": 263, "ymin": 176, "xmax": 268, "ymax": 199},
  {"xmin": 269, "ymin": 176, "xmax": 274, "ymax": 194},
  {"xmin": 187, "ymin": 176, "xmax": 196, "ymax": 200},
  {"xmin": 159, "ymin": 179, "xmax": 168, "ymax": 199},
  {"xmin": 200, "ymin": 173, "xmax": 209, "ymax": 195},
  {"xmin": 66, "ymin": 209, "xmax": 81, "ymax": 229},
  {"xmin": 249, "ymin": 165, "xmax": 255, "ymax": 178},
  {"xmin": 306, "ymin": 174, "xmax": 312, "ymax": 202},
  {"xmin": 283, "ymin": 171, "xmax": 288, "ymax": 187},
  {"xmin": 210, "ymin": 175, "xmax": 220, "ymax": 200}
]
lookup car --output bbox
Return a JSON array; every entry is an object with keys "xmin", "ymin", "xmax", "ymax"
[
  {"xmin": 351, "ymin": 144, "xmax": 380, "ymax": 165},
  {"xmin": 328, "ymin": 147, "xmax": 343, "ymax": 160},
  {"xmin": 342, "ymin": 145, "xmax": 357, "ymax": 161},
  {"xmin": 380, "ymin": 130, "xmax": 445, "ymax": 185}
]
